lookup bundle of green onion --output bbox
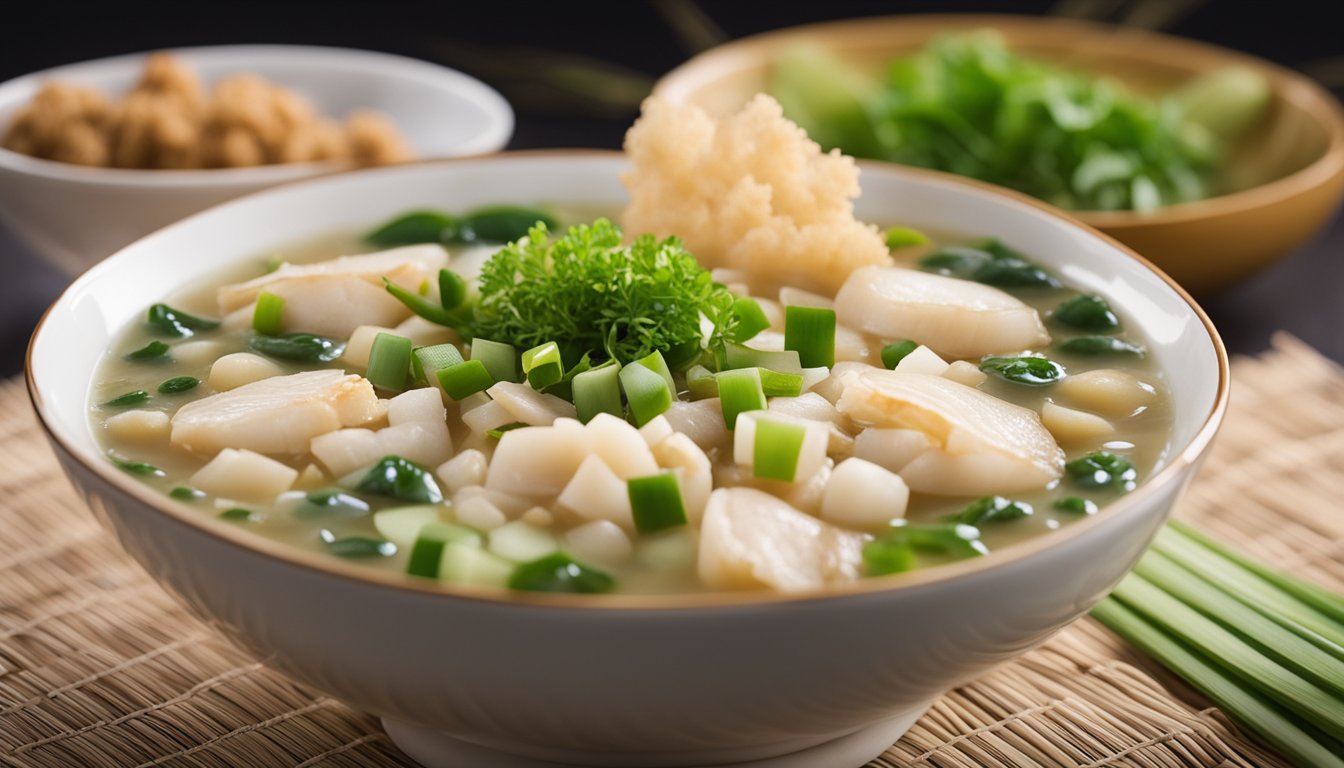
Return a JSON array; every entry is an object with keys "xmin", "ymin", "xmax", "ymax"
[{"xmin": 1092, "ymin": 521, "xmax": 1344, "ymax": 767}]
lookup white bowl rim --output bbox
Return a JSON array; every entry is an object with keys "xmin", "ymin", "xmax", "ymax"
[
  {"xmin": 0, "ymin": 44, "xmax": 515, "ymax": 187},
  {"xmin": 25, "ymin": 149, "xmax": 1230, "ymax": 611}
]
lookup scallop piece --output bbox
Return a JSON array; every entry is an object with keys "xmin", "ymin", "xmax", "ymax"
[
  {"xmin": 1041, "ymin": 401, "xmax": 1115, "ymax": 442},
  {"xmin": 893, "ymin": 345, "xmax": 949, "ymax": 376},
  {"xmin": 837, "ymin": 370, "xmax": 1064, "ymax": 495},
  {"xmin": 835, "ymin": 266, "xmax": 1049, "ymax": 359},
  {"xmin": 217, "ymin": 245, "xmax": 448, "ymax": 338},
  {"xmin": 104, "ymin": 409, "xmax": 171, "ymax": 444},
  {"xmin": 485, "ymin": 418, "xmax": 588, "ymax": 498},
  {"xmin": 821, "ymin": 458, "xmax": 909, "ymax": 531},
  {"xmin": 171, "ymin": 370, "xmax": 381, "ymax": 456},
  {"xmin": 207, "ymin": 352, "xmax": 285, "ymax": 391},
  {"xmin": 697, "ymin": 487, "xmax": 865, "ymax": 592},
  {"xmin": 1055, "ymin": 369, "xmax": 1158, "ymax": 418},
  {"xmin": 811, "ymin": 361, "xmax": 880, "ymax": 405}
]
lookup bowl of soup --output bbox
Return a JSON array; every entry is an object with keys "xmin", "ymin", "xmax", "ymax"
[{"xmin": 27, "ymin": 102, "xmax": 1226, "ymax": 766}]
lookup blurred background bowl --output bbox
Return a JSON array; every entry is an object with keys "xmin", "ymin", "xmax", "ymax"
[
  {"xmin": 0, "ymin": 44, "xmax": 514, "ymax": 276},
  {"xmin": 654, "ymin": 14, "xmax": 1344, "ymax": 295}
]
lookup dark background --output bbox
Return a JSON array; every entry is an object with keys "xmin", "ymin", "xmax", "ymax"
[{"xmin": 3, "ymin": 0, "xmax": 1342, "ymax": 376}]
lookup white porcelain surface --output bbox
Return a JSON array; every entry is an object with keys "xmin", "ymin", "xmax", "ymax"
[
  {"xmin": 0, "ymin": 45, "xmax": 513, "ymax": 275},
  {"xmin": 27, "ymin": 154, "xmax": 1227, "ymax": 768}
]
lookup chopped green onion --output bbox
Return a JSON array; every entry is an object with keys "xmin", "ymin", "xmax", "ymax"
[
  {"xmin": 784, "ymin": 305, "xmax": 837, "ymax": 368},
  {"xmin": 979, "ymin": 355, "xmax": 1065, "ymax": 385},
  {"xmin": 717, "ymin": 367, "xmax": 766, "ymax": 430},
  {"xmin": 619, "ymin": 361, "xmax": 673, "ymax": 427},
  {"xmin": 453, "ymin": 205, "xmax": 558, "ymax": 244},
  {"xmin": 1051, "ymin": 294, "xmax": 1120, "ymax": 332},
  {"xmin": 356, "ymin": 456, "xmax": 443, "ymax": 504},
  {"xmin": 753, "ymin": 416, "xmax": 806, "ymax": 482},
  {"xmin": 470, "ymin": 339, "xmax": 519, "ymax": 384},
  {"xmin": 366, "ymin": 333, "xmax": 414, "ymax": 392},
  {"xmin": 108, "ymin": 451, "xmax": 163, "ymax": 477},
  {"xmin": 628, "ymin": 472, "xmax": 688, "ymax": 534},
  {"xmin": 101, "ymin": 390, "xmax": 150, "ymax": 408},
  {"xmin": 884, "ymin": 226, "xmax": 930, "ymax": 249},
  {"xmin": 863, "ymin": 535, "xmax": 917, "ymax": 576},
  {"xmin": 951, "ymin": 496, "xmax": 1033, "ymax": 525},
  {"xmin": 406, "ymin": 522, "xmax": 482, "ymax": 578},
  {"xmin": 686, "ymin": 366, "xmax": 719, "ymax": 400},
  {"xmin": 573, "ymin": 362, "xmax": 623, "ymax": 423},
  {"xmin": 1065, "ymin": 451, "xmax": 1137, "ymax": 490},
  {"xmin": 412, "ymin": 343, "xmax": 465, "ymax": 387},
  {"xmin": 1054, "ymin": 496, "xmax": 1098, "ymax": 515},
  {"xmin": 880, "ymin": 340, "xmax": 919, "ymax": 370},
  {"xmin": 723, "ymin": 343, "xmax": 803, "ymax": 373},
  {"xmin": 521, "ymin": 342, "xmax": 564, "ymax": 390},
  {"xmin": 486, "ymin": 422, "xmax": 527, "ymax": 439},
  {"xmin": 507, "ymin": 552, "xmax": 615, "ymax": 594},
  {"xmin": 634, "ymin": 350, "xmax": 677, "ymax": 398},
  {"xmin": 864, "ymin": 519, "xmax": 989, "ymax": 574},
  {"xmin": 383, "ymin": 277, "xmax": 468, "ymax": 329},
  {"xmin": 366, "ymin": 210, "xmax": 457, "ymax": 246},
  {"xmin": 438, "ymin": 359, "xmax": 495, "ymax": 400},
  {"xmin": 219, "ymin": 508, "xmax": 256, "ymax": 522},
  {"xmin": 125, "ymin": 340, "xmax": 170, "ymax": 362},
  {"xmin": 146, "ymin": 303, "xmax": 219, "ymax": 337},
  {"xmin": 252, "ymin": 291, "xmax": 285, "ymax": 335},
  {"xmin": 249, "ymin": 333, "xmax": 345, "ymax": 363},
  {"xmin": 730, "ymin": 297, "xmax": 772, "ymax": 343},
  {"xmin": 689, "ymin": 367, "xmax": 804, "ymax": 399},
  {"xmin": 294, "ymin": 489, "xmax": 371, "ymax": 520},
  {"xmin": 320, "ymin": 531, "xmax": 396, "ymax": 558},
  {"xmin": 169, "ymin": 486, "xmax": 204, "ymax": 501},
  {"xmin": 157, "ymin": 376, "xmax": 200, "ymax": 395},
  {"xmin": 1058, "ymin": 336, "xmax": 1146, "ymax": 356},
  {"xmin": 905, "ymin": 521, "xmax": 989, "ymax": 558},
  {"xmin": 438, "ymin": 269, "xmax": 467, "ymax": 310}
]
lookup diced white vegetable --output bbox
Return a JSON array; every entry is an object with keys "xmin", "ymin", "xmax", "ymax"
[
  {"xmin": 387, "ymin": 387, "xmax": 446, "ymax": 427},
  {"xmin": 190, "ymin": 449, "xmax": 298, "ymax": 504},
  {"xmin": 893, "ymin": 345, "xmax": 949, "ymax": 376},
  {"xmin": 453, "ymin": 494, "xmax": 507, "ymax": 530},
  {"xmin": 584, "ymin": 413, "xmax": 659, "ymax": 478},
  {"xmin": 394, "ymin": 315, "xmax": 459, "ymax": 347},
  {"xmin": 943, "ymin": 360, "xmax": 988, "ymax": 388},
  {"xmin": 697, "ymin": 487, "xmax": 864, "ymax": 592},
  {"xmin": 779, "ymin": 286, "xmax": 833, "ymax": 310},
  {"xmin": 835, "ymin": 266, "xmax": 1050, "ymax": 358},
  {"xmin": 800, "ymin": 366, "xmax": 831, "ymax": 393},
  {"xmin": 311, "ymin": 428, "xmax": 383, "ymax": 479},
  {"xmin": 821, "ymin": 458, "xmax": 909, "ymax": 530},
  {"xmin": 837, "ymin": 370, "xmax": 1064, "ymax": 495},
  {"xmin": 1041, "ymin": 401, "xmax": 1115, "ymax": 442},
  {"xmin": 172, "ymin": 370, "xmax": 381, "ymax": 456},
  {"xmin": 556, "ymin": 455, "xmax": 635, "ymax": 531},
  {"xmin": 439, "ymin": 544, "xmax": 513, "ymax": 587},
  {"xmin": 221, "ymin": 304, "xmax": 253, "ymax": 334},
  {"xmin": 293, "ymin": 464, "xmax": 328, "ymax": 490},
  {"xmin": 638, "ymin": 415, "xmax": 675, "ymax": 447},
  {"xmin": 650, "ymin": 433, "xmax": 713, "ymax": 524},
  {"xmin": 486, "ymin": 419, "xmax": 588, "ymax": 498},
  {"xmin": 171, "ymin": 340, "xmax": 224, "ymax": 366},
  {"xmin": 488, "ymin": 520, "xmax": 559, "ymax": 563},
  {"xmin": 454, "ymin": 485, "xmax": 532, "ymax": 517},
  {"xmin": 745, "ymin": 330, "xmax": 787, "ymax": 352},
  {"xmin": 376, "ymin": 421, "xmax": 453, "ymax": 469},
  {"xmin": 462, "ymin": 400, "xmax": 515, "ymax": 436},
  {"xmin": 207, "ymin": 352, "xmax": 285, "ymax": 392},
  {"xmin": 521, "ymin": 507, "xmax": 554, "ymax": 527},
  {"xmin": 458, "ymin": 391, "xmax": 492, "ymax": 413},
  {"xmin": 1055, "ymin": 369, "xmax": 1158, "ymax": 417},
  {"xmin": 486, "ymin": 381, "xmax": 578, "ymax": 426},
  {"xmin": 103, "ymin": 409, "xmax": 170, "ymax": 443},
  {"xmin": 811, "ymin": 361, "xmax": 880, "ymax": 404},
  {"xmin": 768, "ymin": 392, "xmax": 839, "ymax": 423},
  {"xmin": 342, "ymin": 325, "xmax": 400, "ymax": 370},
  {"xmin": 564, "ymin": 520, "xmax": 633, "ymax": 566},
  {"xmin": 373, "ymin": 506, "xmax": 443, "ymax": 547},
  {"xmin": 754, "ymin": 297, "xmax": 785, "ymax": 330},
  {"xmin": 662, "ymin": 398, "xmax": 730, "ymax": 452},
  {"xmin": 833, "ymin": 325, "xmax": 873, "ymax": 365},
  {"xmin": 732, "ymin": 411, "xmax": 830, "ymax": 484},
  {"xmin": 436, "ymin": 449, "xmax": 488, "ymax": 494},
  {"xmin": 637, "ymin": 528, "xmax": 699, "ymax": 571},
  {"xmin": 852, "ymin": 428, "xmax": 935, "ymax": 473}
]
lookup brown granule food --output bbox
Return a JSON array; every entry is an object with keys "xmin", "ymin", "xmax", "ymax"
[{"xmin": 2, "ymin": 53, "xmax": 413, "ymax": 170}]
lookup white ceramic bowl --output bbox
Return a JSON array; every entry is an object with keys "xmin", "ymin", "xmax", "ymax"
[
  {"xmin": 0, "ymin": 45, "xmax": 513, "ymax": 275},
  {"xmin": 27, "ymin": 153, "xmax": 1227, "ymax": 768}
]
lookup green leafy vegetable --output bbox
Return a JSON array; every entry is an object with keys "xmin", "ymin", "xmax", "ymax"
[
  {"xmin": 1054, "ymin": 496, "xmax": 1098, "ymax": 515},
  {"xmin": 101, "ymin": 390, "xmax": 150, "ymax": 408},
  {"xmin": 1058, "ymin": 336, "xmax": 1146, "ymax": 357},
  {"xmin": 884, "ymin": 226, "xmax": 930, "ymax": 249},
  {"xmin": 253, "ymin": 291, "xmax": 285, "ymax": 335},
  {"xmin": 146, "ymin": 303, "xmax": 219, "ymax": 337},
  {"xmin": 169, "ymin": 486, "xmax": 204, "ymax": 501},
  {"xmin": 1065, "ymin": 451, "xmax": 1137, "ymax": 490},
  {"xmin": 366, "ymin": 211, "xmax": 457, "ymax": 246},
  {"xmin": 979, "ymin": 355, "xmax": 1065, "ymax": 385},
  {"xmin": 730, "ymin": 297, "xmax": 771, "ymax": 343},
  {"xmin": 920, "ymin": 240, "xmax": 1059, "ymax": 288},
  {"xmin": 219, "ymin": 508, "xmax": 257, "ymax": 522},
  {"xmin": 1052, "ymin": 294, "xmax": 1120, "ymax": 332},
  {"xmin": 109, "ymin": 451, "xmax": 164, "ymax": 477},
  {"xmin": 438, "ymin": 269, "xmax": 467, "ymax": 310},
  {"xmin": 864, "ymin": 519, "xmax": 989, "ymax": 576},
  {"xmin": 356, "ymin": 456, "xmax": 443, "ymax": 504},
  {"xmin": 474, "ymin": 219, "xmax": 737, "ymax": 367},
  {"xmin": 950, "ymin": 496, "xmax": 1033, "ymax": 526},
  {"xmin": 125, "ymin": 340, "xmax": 170, "ymax": 362},
  {"xmin": 295, "ymin": 489, "xmax": 371, "ymax": 519},
  {"xmin": 628, "ymin": 473, "xmax": 689, "ymax": 534},
  {"xmin": 320, "ymin": 530, "xmax": 397, "ymax": 558},
  {"xmin": 157, "ymin": 376, "xmax": 200, "ymax": 394},
  {"xmin": 508, "ymin": 552, "xmax": 616, "ymax": 594},
  {"xmin": 880, "ymin": 340, "xmax": 919, "ymax": 370},
  {"xmin": 453, "ymin": 205, "xmax": 558, "ymax": 244},
  {"xmin": 249, "ymin": 333, "xmax": 345, "ymax": 363}
]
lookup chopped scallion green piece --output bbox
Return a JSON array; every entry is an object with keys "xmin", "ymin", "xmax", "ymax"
[
  {"xmin": 383, "ymin": 277, "xmax": 469, "ymax": 329},
  {"xmin": 951, "ymin": 496, "xmax": 1033, "ymax": 525},
  {"xmin": 249, "ymin": 333, "xmax": 345, "ymax": 363},
  {"xmin": 628, "ymin": 472, "xmax": 688, "ymax": 534},
  {"xmin": 356, "ymin": 456, "xmax": 443, "ymax": 504},
  {"xmin": 366, "ymin": 211, "xmax": 456, "ymax": 245},
  {"xmin": 1054, "ymin": 496, "xmax": 1098, "ymax": 515},
  {"xmin": 438, "ymin": 359, "xmax": 495, "ymax": 400},
  {"xmin": 634, "ymin": 350, "xmax": 677, "ymax": 398},
  {"xmin": 109, "ymin": 451, "xmax": 163, "ymax": 477},
  {"xmin": 406, "ymin": 522, "xmax": 482, "ymax": 578},
  {"xmin": 730, "ymin": 297, "xmax": 771, "ymax": 343},
  {"xmin": 102, "ymin": 390, "xmax": 150, "ymax": 408},
  {"xmin": 884, "ymin": 226, "xmax": 930, "ymax": 249},
  {"xmin": 784, "ymin": 305, "xmax": 837, "ymax": 368},
  {"xmin": 252, "ymin": 291, "xmax": 285, "ymax": 335},
  {"xmin": 470, "ymin": 339, "xmax": 519, "ymax": 384},
  {"xmin": 219, "ymin": 508, "xmax": 256, "ymax": 522},
  {"xmin": 573, "ymin": 362, "xmax": 623, "ymax": 423},
  {"xmin": 1058, "ymin": 336, "xmax": 1146, "ymax": 356},
  {"xmin": 438, "ymin": 269, "xmax": 467, "ymax": 310},
  {"xmin": 521, "ymin": 342, "xmax": 564, "ymax": 390},
  {"xmin": 753, "ymin": 416, "xmax": 806, "ymax": 482},
  {"xmin": 723, "ymin": 343, "xmax": 803, "ymax": 373},
  {"xmin": 146, "ymin": 303, "xmax": 219, "ymax": 337},
  {"xmin": 295, "ymin": 489, "xmax": 371, "ymax": 519},
  {"xmin": 508, "ymin": 552, "xmax": 615, "ymax": 594},
  {"xmin": 157, "ymin": 376, "xmax": 200, "ymax": 395},
  {"xmin": 366, "ymin": 333, "xmax": 413, "ymax": 392},
  {"xmin": 125, "ymin": 340, "xmax": 170, "ymax": 362},
  {"xmin": 1065, "ymin": 451, "xmax": 1136, "ymax": 490},
  {"xmin": 979, "ymin": 355, "xmax": 1065, "ymax": 385},
  {"xmin": 412, "ymin": 343, "xmax": 465, "ymax": 387},
  {"xmin": 880, "ymin": 340, "xmax": 919, "ymax": 370},
  {"xmin": 320, "ymin": 531, "xmax": 396, "ymax": 558},
  {"xmin": 486, "ymin": 422, "xmax": 527, "ymax": 439},
  {"xmin": 619, "ymin": 361, "xmax": 673, "ymax": 427},
  {"xmin": 1052, "ymin": 294, "xmax": 1120, "ymax": 332},
  {"xmin": 169, "ymin": 486, "xmax": 204, "ymax": 501},
  {"xmin": 717, "ymin": 367, "xmax": 766, "ymax": 430}
]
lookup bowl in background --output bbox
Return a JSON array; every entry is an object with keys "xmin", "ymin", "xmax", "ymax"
[
  {"xmin": 0, "ymin": 45, "xmax": 514, "ymax": 275},
  {"xmin": 654, "ymin": 15, "xmax": 1344, "ymax": 295},
  {"xmin": 27, "ymin": 152, "xmax": 1226, "ymax": 768}
]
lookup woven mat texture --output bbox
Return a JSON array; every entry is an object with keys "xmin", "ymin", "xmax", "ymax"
[{"xmin": 2, "ymin": 333, "xmax": 1340, "ymax": 768}]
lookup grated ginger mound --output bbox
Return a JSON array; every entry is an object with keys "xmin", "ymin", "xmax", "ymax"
[{"xmin": 620, "ymin": 94, "xmax": 889, "ymax": 296}]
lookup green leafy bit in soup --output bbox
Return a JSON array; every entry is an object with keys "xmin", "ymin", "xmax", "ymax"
[{"xmin": 979, "ymin": 354, "xmax": 1066, "ymax": 385}]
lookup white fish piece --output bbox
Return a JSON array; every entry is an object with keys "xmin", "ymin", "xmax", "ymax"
[
  {"xmin": 835, "ymin": 266, "xmax": 1049, "ymax": 359},
  {"xmin": 217, "ymin": 245, "xmax": 448, "ymax": 338},
  {"xmin": 172, "ymin": 370, "xmax": 381, "ymax": 456},
  {"xmin": 697, "ymin": 487, "xmax": 864, "ymax": 592},
  {"xmin": 837, "ymin": 370, "xmax": 1064, "ymax": 495}
]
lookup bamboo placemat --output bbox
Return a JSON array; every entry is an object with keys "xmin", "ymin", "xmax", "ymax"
[{"xmin": 2, "ymin": 333, "xmax": 1339, "ymax": 768}]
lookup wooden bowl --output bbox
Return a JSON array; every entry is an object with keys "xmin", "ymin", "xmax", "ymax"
[{"xmin": 654, "ymin": 15, "xmax": 1344, "ymax": 295}]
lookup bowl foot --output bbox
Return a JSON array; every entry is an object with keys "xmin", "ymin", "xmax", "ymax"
[{"xmin": 382, "ymin": 704, "xmax": 932, "ymax": 768}]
